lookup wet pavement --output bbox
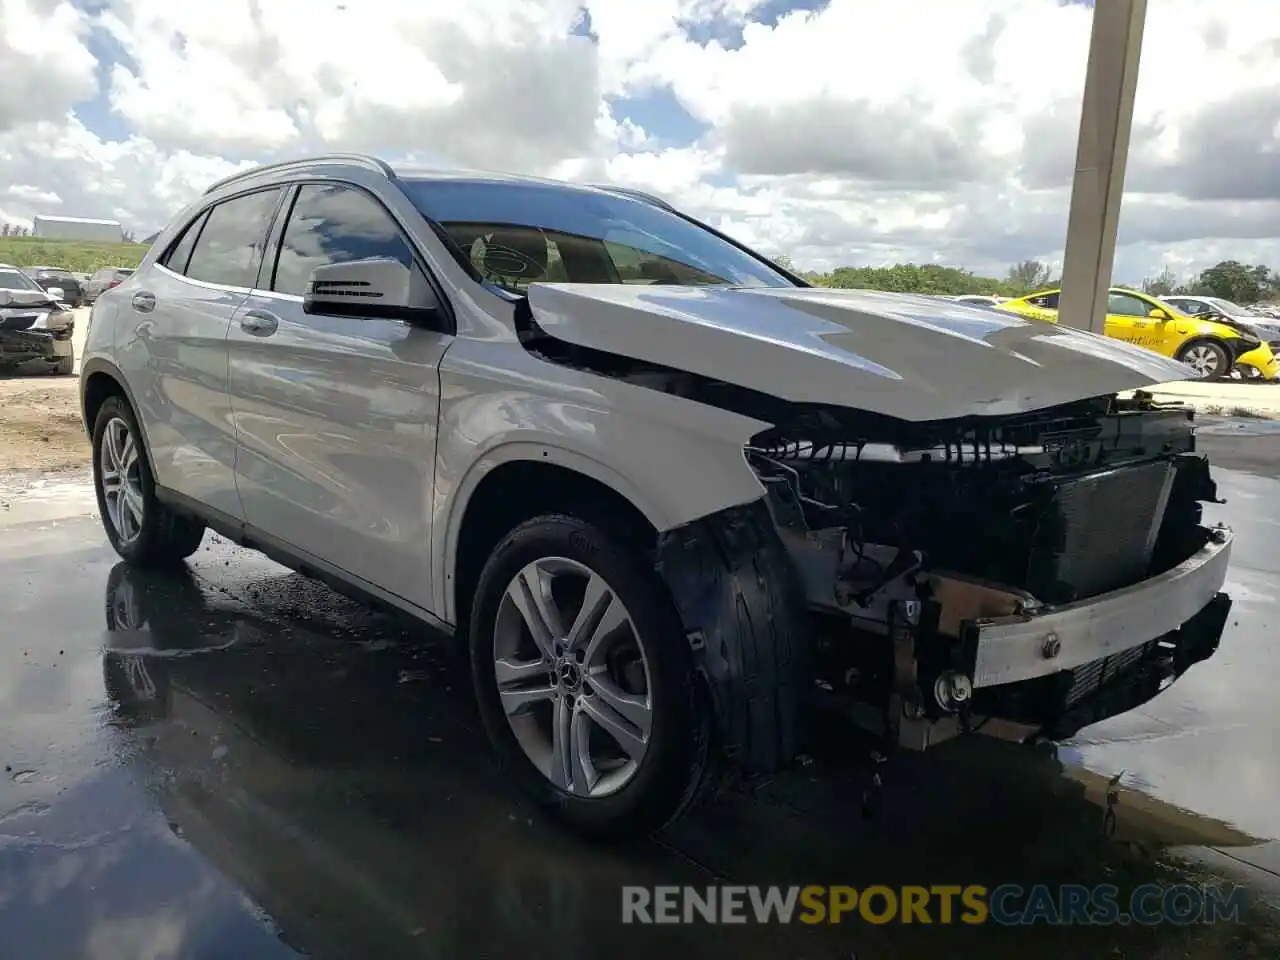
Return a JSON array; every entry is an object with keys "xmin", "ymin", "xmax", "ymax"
[{"xmin": 2, "ymin": 436, "xmax": 1280, "ymax": 959}]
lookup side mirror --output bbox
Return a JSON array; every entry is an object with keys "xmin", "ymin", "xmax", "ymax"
[
  {"xmin": 303, "ymin": 258, "xmax": 441, "ymax": 323},
  {"xmin": 1148, "ymin": 307, "xmax": 1171, "ymax": 321},
  {"xmin": 45, "ymin": 287, "xmax": 65, "ymax": 301}
]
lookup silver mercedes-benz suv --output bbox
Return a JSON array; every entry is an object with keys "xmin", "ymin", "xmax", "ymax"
[{"xmin": 80, "ymin": 154, "xmax": 1233, "ymax": 837}]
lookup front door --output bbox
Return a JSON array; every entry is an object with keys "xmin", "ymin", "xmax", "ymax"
[
  {"xmin": 1104, "ymin": 291, "xmax": 1163, "ymax": 351},
  {"xmin": 226, "ymin": 182, "xmax": 452, "ymax": 610}
]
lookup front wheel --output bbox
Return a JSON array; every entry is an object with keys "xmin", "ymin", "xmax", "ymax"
[
  {"xmin": 91, "ymin": 395, "xmax": 206, "ymax": 566},
  {"xmin": 469, "ymin": 514, "xmax": 711, "ymax": 839},
  {"xmin": 1176, "ymin": 340, "xmax": 1230, "ymax": 380}
]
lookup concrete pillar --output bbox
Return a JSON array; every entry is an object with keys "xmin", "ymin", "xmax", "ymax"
[{"xmin": 1057, "ymin": 0, "xmax": 1148, "ymax": 333}]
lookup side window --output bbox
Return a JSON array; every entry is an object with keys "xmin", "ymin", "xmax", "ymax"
[
  {"xmin": 1028, "ymin": 292, "xmax": 1060, "ymax": 309},
  {"xmin": 184, "ymin": 189, "xmax": 283, "ymax": 288},
  {"xmin": 272, "ymin": 184, "xmax": 414, "ymax": 297},
  {"xmin": 1107, "ymin": 292, "xmax": 1151, "ymax": 317},
  {"xmin": 159, "ymin": 212, "xmax": 206, "ymax": 276}
]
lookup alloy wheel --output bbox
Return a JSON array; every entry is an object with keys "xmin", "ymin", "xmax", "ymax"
[
  {"xmin": 1182, "ymin": 344, "xmax": 1221, "ymax": 378},
  {"xmin": 493, "ymin": 556, "xmax": 652, "ymax": 798},
  {"xmin": 99, "ymin": 416, "xmax": 144, "ymax": 544}
]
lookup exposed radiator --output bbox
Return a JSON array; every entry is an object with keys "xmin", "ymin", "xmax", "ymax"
[
  {"xmin": 1026, "ymin": 459, "xmax": 1176, "ymax": 603},
  {"xmin": 1064, "ymin": 641, "xmax": 1156, "ymax": 707}
]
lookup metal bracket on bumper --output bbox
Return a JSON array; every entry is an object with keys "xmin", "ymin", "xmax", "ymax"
[{"xmin": 968, "ymin": 526, "xmax": 1233, "ymax": 689}]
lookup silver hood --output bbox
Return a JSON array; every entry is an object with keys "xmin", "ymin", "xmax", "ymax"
[{"xmin": 526, "ymin": 284, "xmax": 1195, "ymax": 422}]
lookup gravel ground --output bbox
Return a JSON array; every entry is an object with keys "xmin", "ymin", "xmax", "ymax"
[{"xmin": 0, "ymin": 375, "xmax": 86, "ymax": 473}]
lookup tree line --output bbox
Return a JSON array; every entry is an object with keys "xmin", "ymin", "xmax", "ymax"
[{"xmin": 780, "ymin": 256, "xmax": 1280, "ymax": 304}]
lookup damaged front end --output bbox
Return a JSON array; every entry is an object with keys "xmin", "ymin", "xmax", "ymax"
[{"xmin": 739, "ymin": 390, "xmax": 1232, "ymax": 753}]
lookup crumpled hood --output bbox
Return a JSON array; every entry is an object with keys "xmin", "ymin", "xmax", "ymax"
[
  {"xmin": 0, "ymin": 288, "xmax": 58, "ymax": 308},
  {"xmin": 526, "ymin": 284, "xmax": 1196, "ymax": 422}
]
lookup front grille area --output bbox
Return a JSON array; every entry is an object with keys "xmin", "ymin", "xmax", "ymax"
[
  {"xmin": 1026, "ymin": 460, "xmax": 1174, "ymax": 603},
  {"xmin": 1063, "ymin": 641, "xmax": 1157, "ymax": 707}
]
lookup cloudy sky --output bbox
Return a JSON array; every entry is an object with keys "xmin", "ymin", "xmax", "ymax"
[{"xmin": 1, "ymin": 0, "xmax": 1278, "ymax": 283}]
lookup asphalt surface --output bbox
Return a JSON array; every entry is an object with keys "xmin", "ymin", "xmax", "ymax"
[{"xmin": 2, "ymin": 422, "xmax": 1279, "ymax": 959}]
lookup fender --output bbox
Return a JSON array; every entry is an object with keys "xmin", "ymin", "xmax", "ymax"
[
  {"xmin": 431, "ymin": 338, "xmax": 775, "ymax": 623},
  {"xmin": 437, "ymin": 440, "xmax": 669, "ymax": 623},
  {"xmin": 79, "ymin": 356, "xmax": 161, "ymax": 479}
]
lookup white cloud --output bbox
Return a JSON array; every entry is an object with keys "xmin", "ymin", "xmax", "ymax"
[{"xmin": 0, "ymin": 0, "xmax": 1277, "ymax": 283}]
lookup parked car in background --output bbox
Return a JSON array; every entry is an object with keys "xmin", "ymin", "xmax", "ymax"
[
  {"xmin": 998, "ymin": 286, "xmax": 1279, "ymax": 380},
  {"xmin": 23, "ymin": 266, "xmax": 86, "ymax": 307},
  {"xmin": 0, "ymin": 263, "xmax": 76, "ymax": 374},
  {"xmin": 85, "ymin": 267, "xmax": 136, "ymax": 303},
  {"xmin": 1162, "ymin": 296, "xmax": 1280, "ymax": 380},
  {"xmin": 79, "ymin": 155, "xmax": 1234, "ymax": 838}
]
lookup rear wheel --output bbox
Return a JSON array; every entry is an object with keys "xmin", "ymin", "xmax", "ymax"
[
  {"xmin": 92, "ymin": 395, "xmax": 206, "ymax": 566},
  {"xmin": 469, "ymin": 514, "xmax": 710, "ymax": 838},
  {"xmin": 1176, "ymin": 340, "xmax": 1230, "ymax": 380},
  {"xmin": 52, "ymin": 352, "xmax": 73, "ymax": 375}
]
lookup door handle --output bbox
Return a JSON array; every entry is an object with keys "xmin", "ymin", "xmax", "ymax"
[
  {"xmin": 239, "ymin": 310, "xmax": 280, "ymax": 336},
  {"xmin": 131, "ymin": 291, "xmax": 156, "ymax": 313}
]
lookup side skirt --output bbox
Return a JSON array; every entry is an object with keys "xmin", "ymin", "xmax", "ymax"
[{"xmin": 153, "ymin": 485, "xmax": 456, "ymax": 638}]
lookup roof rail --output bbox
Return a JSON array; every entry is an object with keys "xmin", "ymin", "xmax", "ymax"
[
  {"xmin": 588, "ymin": 183, "xmax": 676, "ymax": 212},
  {"xmin": 203, "ymin": 154, "xmax": 395, "ymax": 196}
]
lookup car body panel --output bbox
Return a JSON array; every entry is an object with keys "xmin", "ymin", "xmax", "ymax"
[
  {"xmin": 431, "ymin": 335, "xmax": 771, "ymax": 622},
  {"xmin": 525, "ymin": 283, "xmax": 1194, "ymax": 422},
  {"xmin": 109, "ymin": 265, "xmax": 248, "ymax": 519},
  {"xmin": 226, "ymin": 289, "xmax": 453, "ymax": 610},
  {"xmin": 1234, "ymin": 343, "xmax": 1280, "ymax": 379}
]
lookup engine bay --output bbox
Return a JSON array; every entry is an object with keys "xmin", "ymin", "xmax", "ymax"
[{"xmin": 745, "ymin": 392, "xmax": 1224, "ymax": 744}]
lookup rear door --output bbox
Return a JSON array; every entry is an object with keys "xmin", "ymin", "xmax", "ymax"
[
  {"xmin": 226, "ymin": 181, "xmax": 452, "ymax": 610},
  {"xmin": 121, "ymin": 187, "xmax": 285, "ymax": 519}
]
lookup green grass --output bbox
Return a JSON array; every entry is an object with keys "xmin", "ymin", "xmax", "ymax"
[{"xmin": 0, "ymin": 236, "xmax": 150, "ymax": 273}]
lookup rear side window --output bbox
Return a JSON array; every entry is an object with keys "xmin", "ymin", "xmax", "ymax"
[
  {"xmin": 160, "ymin": 213, "xmax": 206, "ymax": 276},
  {"xmin": 184, "ymin": 189, "xmax": 283, "ymax": 288},
  {"xmin": 271, "ymin": 184, "xmax": 414, "ymax": 297},
  {"xmin": 1027, "ymin": 292, "xmax": 1059, "ymax": 309}
]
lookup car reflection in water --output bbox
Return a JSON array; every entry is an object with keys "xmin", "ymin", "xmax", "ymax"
[{"xmin": 100, "ymin": 561, "xmax": 1263, "ymax": 960}]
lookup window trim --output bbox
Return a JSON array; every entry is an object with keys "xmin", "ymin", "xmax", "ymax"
[
  {"xmin": 259, "ymin": 177, "xmax": 456, "ymax": 334},
  {"xmin": 159, "ymin": 208, "xmax": 210, "ymax": 277}
]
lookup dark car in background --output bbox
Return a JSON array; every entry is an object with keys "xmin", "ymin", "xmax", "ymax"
[
  {"xmin": 23, "ymin": 266, "xmax": 85, "ymax": 307},
  {"xmin": 85, "ymin": 266, "xmax": 135, "ymax": 303},
  {"xmin": 0, "ymin": 263, "xmax": 77, "ymax": 374}
]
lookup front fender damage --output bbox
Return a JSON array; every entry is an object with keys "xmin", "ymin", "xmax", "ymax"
[{"xmin": 655, "ymin": 499, "xmax": 808, "ymax": 775}]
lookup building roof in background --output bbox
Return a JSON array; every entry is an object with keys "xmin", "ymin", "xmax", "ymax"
[{"xmin": 33, "ymin": 214, "xmax": 123, "ymax": 227}]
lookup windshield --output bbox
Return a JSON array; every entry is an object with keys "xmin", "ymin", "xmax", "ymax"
[
  {"xmin": 401, "ymin": 178, "xmax": 795, "ymax": 293},
  {"xmin": 1210, "ymin": 297, "xmax": 1247, "ymax": 314},
  {"xmin": 0, "ymin": 268, "xmax": 41, "ymax": 292}
]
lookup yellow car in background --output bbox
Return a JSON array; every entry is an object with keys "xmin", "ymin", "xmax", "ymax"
[{"xmin": 997, "ymin": 286, "xmax": 1279, "ymax": 381}]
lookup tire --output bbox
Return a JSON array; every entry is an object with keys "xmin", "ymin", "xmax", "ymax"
[
  {"xmin": 469, "ymin": 514, "xmax": 710, "ymax": 839},
  {"xmin": 91, "ymin": 394, "xmax": 206, "ymax": 566},
  {"xmin": 1176, "ymin": 339, "xmax": 1230, "ymax": 380},
  {"xmin": 52, "ymin": 352, "xmax": 73, "ymax": 375}
]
